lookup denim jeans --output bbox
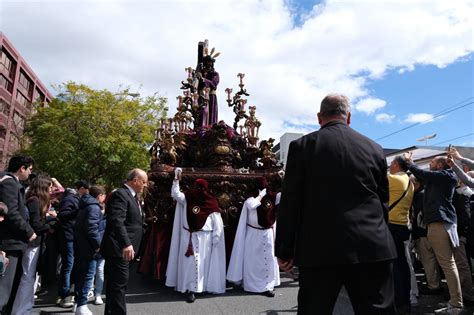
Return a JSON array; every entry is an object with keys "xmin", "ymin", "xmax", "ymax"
[
  {"xmin": 11, "ymin": 246, "xmax": 40, "ymax": 314},
  {"xmin": 58, "ymin": 241, "xmax": 74, "ymax": 298},
  {"xmin": 75, "ymin": 258, "xmax": 97, "ymax": 307},
  {"xmin": 95, "ymin": 258, "xmax": 105, "ymax": 296}
]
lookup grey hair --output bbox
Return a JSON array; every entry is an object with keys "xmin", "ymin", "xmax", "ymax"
[
  {"xmin": 320, "ymin": 94, "xmax": 351, "ymax": 118},
  {"xmin": 126, "ymin": 168, "xmax": 146, "ymax": 181}
]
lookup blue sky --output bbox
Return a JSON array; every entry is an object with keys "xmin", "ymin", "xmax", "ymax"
[
  {"xmin": 354, "ymin": 58, "xmax": 473, "ymax": 149},
  {"xmin": 285, "ymin": 0, "xmax": 473, "ymax": 149},
  {"xmin": 2, "ymin": 0, "xmax": 473, "ymax": 150}
]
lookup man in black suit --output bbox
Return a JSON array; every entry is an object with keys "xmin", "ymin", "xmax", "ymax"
[
  {"xmin": 0, "ymin": 155, "xmax": 36, "ymax": 313},
  {"xmin": 275, "ymin": 94, "xmax": 397, "ymax": 315},
  {"xmin": 102, "ymin": 168, "xmax": 148, "ymax": 315}
]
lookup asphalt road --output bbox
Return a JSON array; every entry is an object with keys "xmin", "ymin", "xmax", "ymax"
[
  {"xmin": 33, "ymin": 263, "xmax": 355, "ymax": 315},
  {"xmin": 33, "ymin": 263, "xmax": 474, "ymax": 314}
]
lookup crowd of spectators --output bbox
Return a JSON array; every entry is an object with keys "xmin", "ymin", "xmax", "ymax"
[
  {"xmin": 0, "ymin": 141, "xmax": 473, "ymax": 315},
  {"xmin": 0, "ymin": 155, "xmax": 111, "ymax": 315}
]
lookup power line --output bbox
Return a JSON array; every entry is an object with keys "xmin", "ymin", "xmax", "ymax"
[
  {"xmin": 375, "ymin": 97, "xmax": 474, "ymax": 142},
  {"xmin": 432, "ymin": 132, "xmax": 474, "ymax": 146}
]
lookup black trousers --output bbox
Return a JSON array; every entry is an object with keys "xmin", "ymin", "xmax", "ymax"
[
  {"xmin": 298, "ymin": 261, "xmax": 396, "ymax": 315},
  {"xmin": 388, "ymin": 223, "xmax": 411, "ymax": 309},
  {"xmin": 104, "ymin": 257, "xmax": 129, "ymax": 315}
]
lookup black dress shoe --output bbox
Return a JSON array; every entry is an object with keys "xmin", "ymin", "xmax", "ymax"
[
  {"xmin": 396, "ymin": 303, "xmax": 411, "ymax": 315},
  {"xmin": 263, "ymin": 290, "xmax": 275, "ymax": 297},
  {"xmin": 186, "ymin": 292, "xmax": 196, "ymax": 303}
]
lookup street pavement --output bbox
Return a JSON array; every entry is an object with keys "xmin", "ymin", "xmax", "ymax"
[{"xmin": 33, "ymin": 263, "xmax": 474, "ymax": 314}]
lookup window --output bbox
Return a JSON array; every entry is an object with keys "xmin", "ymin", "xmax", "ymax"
[
  {"xmin": 34, "ymin": 88, "xmax": 45, "ymax": 104},
  {"xmin": 16, "ymin": 90, "xmax": 30, "ymax": 107},
  {"xmin": 0, "ymin": 49, "xmax": 16, "ymax": 79},
  {"xmin": 18, "ymin": 71, "xmax": 33, "ymax": 98},
  {"xmin": 0, "ymin": 74, "xmax": 13, "ymax": 92},
  {"xmin": 0, "ymin": 98, "xmax": 10, "ymax": 115},
  {"xmin": 13, "ymin": 111, "xmax": 25, "ymax": 130},
  {"xmin": 0, "ymin": 125, "xmax": 6, "ymax": 139}
]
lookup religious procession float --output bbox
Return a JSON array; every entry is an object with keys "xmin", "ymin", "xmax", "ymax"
[{"xmin": 138, "ymin": 40, "xmax": 283, "ymax": 280}]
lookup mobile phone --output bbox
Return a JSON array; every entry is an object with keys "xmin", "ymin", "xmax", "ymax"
[{"xmin": 448, "ymin": 144, "xmax": 452, "ymax": 151}]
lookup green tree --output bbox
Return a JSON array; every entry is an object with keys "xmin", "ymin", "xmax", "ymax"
[{"xmin": 22, "ymin": 82, "xmax": 167, "ymax": 189}]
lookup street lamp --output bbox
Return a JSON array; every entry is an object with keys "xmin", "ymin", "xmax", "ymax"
[
  {"xmin": 126, "ymin": 93, "xmax": 140, "ymax": 98},
  {"xmin": 416, "ymin": 133, "xmax": 436, "ymax": 146},
  {"xmin": 113, "ymin": 92, "xmax": 140, "ymax": 98}
]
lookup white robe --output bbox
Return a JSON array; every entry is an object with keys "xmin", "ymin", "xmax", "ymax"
[
  {"xmin": 165, "ymin": 180, "xmax": 226, "ymax": 294},
  {"xmin": 227, "ymin": 194, "xmax": 281, "ymax": 293}
]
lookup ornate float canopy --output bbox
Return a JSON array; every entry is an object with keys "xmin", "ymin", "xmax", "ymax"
[
  {"xmin": 141, "ymin": 41, "xmax": 283, "ymax": 280},
  {"xmin": 149, "ymin": 41, "xmax": 279, "ymax": 172}
]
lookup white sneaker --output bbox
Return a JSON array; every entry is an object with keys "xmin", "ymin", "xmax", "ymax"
[
  {"xmin": 60, "ymin": 296, "xmax": 74, "ymax": 308},
  {"xmin": 94, "ymin": 295, "xmax": 104, "ymax": 305},
  {"xmin": 434, "ymin": 303, "xmax": 462, "ymax": 314},
  {"xmin": 75, "ymin": 305, "xmax": 93, "ymax": 315}
]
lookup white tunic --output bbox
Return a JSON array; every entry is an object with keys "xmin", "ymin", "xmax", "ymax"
[
  {"xmin": 227, "ymin": 195, "xmax": 281, "ymax": 293},
  {"xmin": 165, "ymin": 180, "xmax": 226, "ymax": 294}
]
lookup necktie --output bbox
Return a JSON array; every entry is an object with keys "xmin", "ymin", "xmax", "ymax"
[{"xmin": 135, "ymin": 195, "xmax": 143, "ymax": 218}]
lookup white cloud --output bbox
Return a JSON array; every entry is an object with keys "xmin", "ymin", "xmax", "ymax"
[
  {"xmin": 404, "ymin": 113, "xmax": 435, "ymax": 123},
  {"xmin": 376, "ymin": 113, "xmax": 396, "ymax": 123},
  {"xmin": 1, "ymin": 0, "xmax": 473, "ymax": 141},
  {"xmin": 355, "ymin": 98, "xmax": 387, "ymax": 115}
]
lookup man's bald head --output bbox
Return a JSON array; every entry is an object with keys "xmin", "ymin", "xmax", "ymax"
[
  {"xmin": 126, "ymin": 168, "xmax": 148, "ymax": 194},
  {"xmin": 429, "ymin": 156, "xmax": 450, "ymax": 171}
]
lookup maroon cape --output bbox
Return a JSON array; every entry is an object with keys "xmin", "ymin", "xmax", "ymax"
[
  {"xmin": 184, "ymin": 179, "xmax": 221, "ymax": 231},
  {"xmin": 256, "ymin": 191, "xmax": 278, "ymax": 229}
]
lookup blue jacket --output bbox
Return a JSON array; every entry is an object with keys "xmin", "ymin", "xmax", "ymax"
[
  {"xmin": 408, "ymin": 163, "xmax": 457, "ymax": 225},
  {"xmin": 58, "ymin": 189, "xmax": 80, "ymax": 242},
  {"xmin": 74, "ymin": 194, "xmax": 106, "ymax": 259}
]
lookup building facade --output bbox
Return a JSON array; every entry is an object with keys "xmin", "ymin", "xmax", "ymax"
[
  {"xmin": 273, "ymin": 132, "xmax": 304, "ymax": 166},
  {"xmin": 0, "ymin": 32, "xmax": 52, "ymax": 169}
]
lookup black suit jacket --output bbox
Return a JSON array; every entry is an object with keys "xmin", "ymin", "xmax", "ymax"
[
  {"xmin": 275, "ymin": 121, "xmax": 396, "ymax": 268},
  {"xmin": 0, "ymin": 172, "xmax": 34, "ymax": 251},
  {"xmin": 101, "ymin": 186, "xmax": 143, "ymax": 258}
]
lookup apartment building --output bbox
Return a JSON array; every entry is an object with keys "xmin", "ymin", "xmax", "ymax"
[{"xmin": 0, "ymin": 32, "xmax": 52, "ymax": 168}]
